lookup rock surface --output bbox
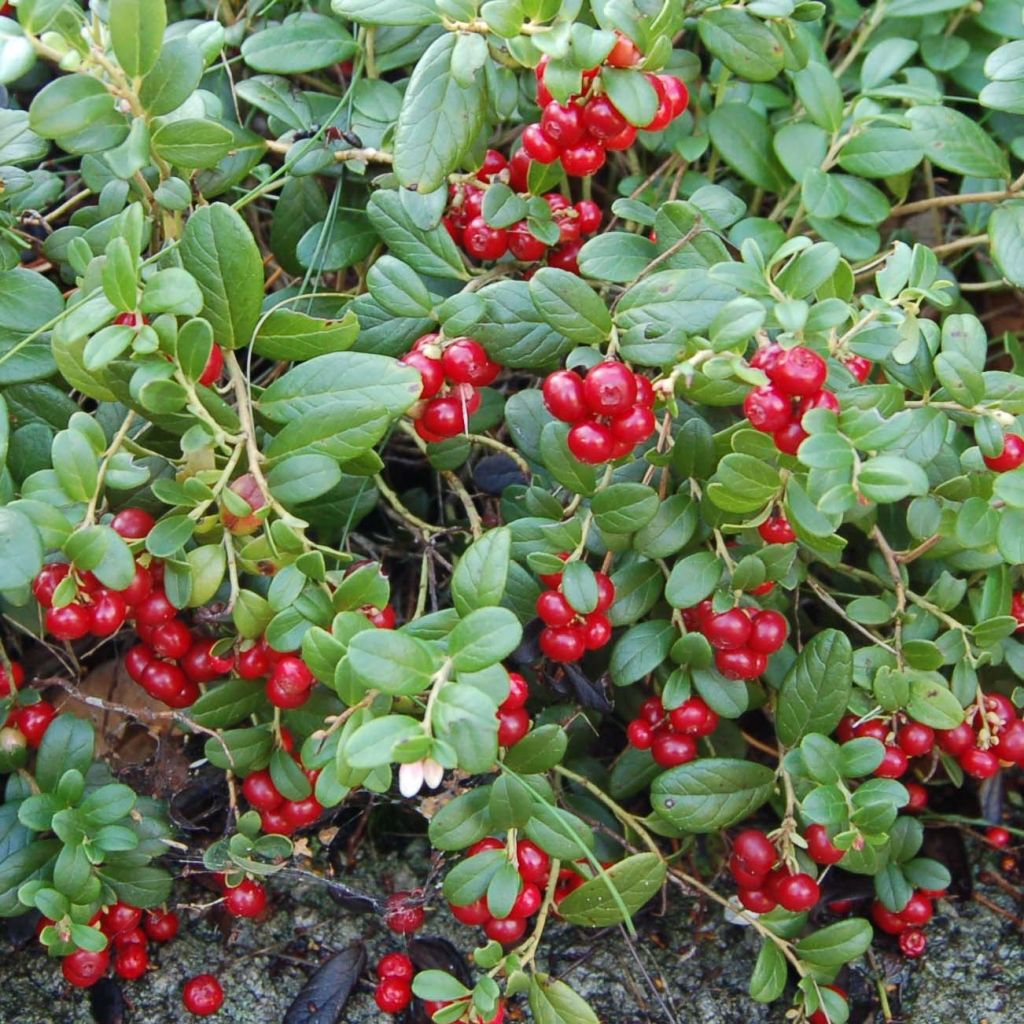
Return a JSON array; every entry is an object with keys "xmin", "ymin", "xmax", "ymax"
[{"xmin": 1, "ymin": 837, "xmax": 1021, "ymax": 1024}]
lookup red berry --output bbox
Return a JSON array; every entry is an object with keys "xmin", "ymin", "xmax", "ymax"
[
  {"xmin": 808, "ymin": 986, "xmax": 847, "ymax": 1024},
  {"xmin": 62, "ymin": 949, "xmax": 110, "ymax": 988},
  {"xmin": 639, "ymin": 696, "xmax": 665, "ymax": 725},
  {"xmin": 508, "ymin": 148, "xmax": 531, "ymax": 191},
  {"xmin": 875, "ymin": 745, "xmax": 909, "ymax": 779},
  {"xmin": 583, "ymin": 362, "xmax": 637, "ymax": 416},
  {"xmin": 114, "ymin": 942, "xmax": 148, "ymax": 980},
  {"xmin": 385, "ymin": 892, "xmax": 424, "ymax": 934},
  {"xmin": 747, "ymin": 610, "xmax": 788, "ymax": 654},
  {"xmin": 582, "ymin": 95, "xmax": 628, "ymax": 140},
  {"xmin": 993, "ymin": 718, "xmax": 1024, "ymax": 763},
  {"xmin": 522, "ymin": 123, "xmax": 560, "ymax": 163},
  {"xmin": 610, "ymin": 405, "xmax": 655, "ymax": 444},
  {"xmin": 898, "ymin": 892, "xmax": 933, "ymax": 927},
  {"xmin": 225, "ymin": 878, "xmax": 267, "ymax": 918},
  {"xmin": 101, "ymin": 902, "xmax": 141, "ymax": 937},
  {"xmin": 421, "ymin": 396, "xmax": 466, "ymax": 439},
  {"xmin": 114, "ymin": 311, "xmax": 146, "ymax": 328},
  {"xmin": 986, "ymin": 826, "xmax": 1011, "ymax": 847},
  {"xmin": 484, "ymin": 916, "xmax": 527, "ymax": 943},
  {"xmin": 583, "ymin": 611, "xmax": 612, "ymax": 650},
  {"xmin": 872, "ymin": 899, "xmax": 907, "ymax": 934},
  {"xmin": 517, "ymin": 840, "xmax": 551, "ymax": 885},
  {"xmin": 33, "ymin": 562, "xmax": 72, "ymax": 607},
  {"xmin": 643, "ymin": 78, "xmax": 674, "ymax": 133},
  {"xmin": 141, "ymin": 661, "xmax": 191, "ymax": 706},
  {"xmin": 796, "ymin": 390, "xmax": 840, "ymax": 418},
  {"xmin": 150, "ymin": 619, "xmax": 192, "ymax": 659},
  {"xmin": 983, "ymin": 433, "xmax": 1024, "ymax": 472},
  {"xmin": 627, "ymin": 719, "xmax": 653, "ymax": 749},
  {"xmin": 111, "ymin": 508, "xmax": 156, "ymax": 540},
  {"xmin": 805, "ymin": 824, "xmax": 844, "ymax": 866},
  {"xmin": 143, "ymin": 909, "xmax": 179, "ymax": 942},
  {"xmin": 120, "ymin": 562, "xmax": 153, "ymax": 606},
  {"xmin": 282, "ymin": 795, "xmax": 323, "ymax": 830},
  {"xmin": 14, "ymin": 702, "xmax": 56, "ymax": 747},
  {"xmin": 606, "ymin": 32, "xmax": 641, "ymax": 67},
  {"xmin": 449, "ymin": 896, "xmax": 491, "ymax": 925},
  {"xmin": 134, "ymin": 590, "xmax": 176, "ymax": 626},
  {"xmin": 270, "ymin": 656, "xmax": 313, "ymax": 696},
  {"xmin": 199, "ymin": 345, "xmax": 223, "ymax": 387},
  {"xmin": 45, "ymin": 603, "xmax": 91, "ymax": 641},
  {"xmin": 509, "ymin": 222, "xmax": 548, "ymax": 261},
  {"xmin": 773, "ymin": 421, "xmax": 808, "ymax": 455},
  {"xmin": 481, "ymin": 149, "xmax": 507, "ymax": 179},
  {"xmin": 540, "ymin": 101, "xmax": 585, "ymax": 148},
  {"xmin": 443, "ymin": 338, "xmax": 499, "ymax": 386},
  {"xmin": 733, "ymin": 831, "xmax": 777, "ymax": 873},
  {"xmin": 498, "ymin": 707, "xmax": 530, "ymax": 746},
  {"xmin": 504, "ymin": 672, "xmax": 529, "ymax": 711},
  {"xmin": 731, "ymin": 853, "xmax": 769, "ymax": 888},
  {"xmin": 659, "ymin": 75, "xmax": 689, "ymax": 118},
  {"xmin": 463, "ymin": 217, "xmax": 508, "ymax": 261},
  {"xmin": 401, "ymin": 351, "xmax": 445, "ymax": 400},
  {"xmin": 703, "ymin": 609, "xmax": 752, "ymax": 651},
  {"xmin": 603, "ymin": 122, "xmax": 637, "ymax": 151},
  {"xmin": 758, "ymin": 515, "xmax": 796, "ymax": 545},
  {"xmin": 539, "ymin": 625, "xmax": 585, "ymax": 662},
  {"xmin": 375, "ymin": 979, "xmax": 413, "ymax": 1014},
  {"xmin": 904, "ymin": 782, "xmax": 929, "ymax": 813},
  {"xmin": 125, "ymin": 644, "xmax": 154, "ymax": 683},
  {"xmin": 182, "ymin": 639, "xmax": 234, "ymax": 683},
  {"xmin": 547, "ymin": 240, "xmax": 582, "ymax": 274},
  {"xmin": 899, "ymin": 927, "xmax": 927, "ymax": 957},
  {"xmin": 509, "ymin": 882, "xmax": 542, "ymax": 918},
  {"xmin": 536, "ymin": 590, "xmax": 575, "ymax": 627},
  {"xmin": 560, "ymin": 139, "xmax": 605, "ymax": 177},
  {"xmin": 743, "ymin": 385, "xmax": 793, "ymax": 433},
  {"xmin": 960, "ymin": 746, "xmax": 1000, "ymax": 779},
  {"xmin": 543, "ymin": 370, "xmax": 587, "ymax": 422},
  {"xmin": 985, "ymin": 692, "xmax": 1016, "ymax": 728},
  {"xmin": 937, "ymin": 722, "xmax": 975, "ymax": 755},
  {"xmin": 898, "ymin": 722, "xmax": 935, "ymax": 757},
  {"xmin": 738, "ymin": 887, "xmax": 776, "ymax": 914},
  {"xmin": 651, "ymin": 731, "xmax": 697, "ymax": 767},
  {"xmin": 567, "ymin": 420, "xmax": 615, "ymax": 464},
  {"xmin": 574, "ymin": 200, "xmax": 602, "ymax": 235},
  {"xmin": 853, "ymin": 719, "xmax": 888, "ymax": 742},
  {"xmin": 769, "ymin": 346, "xmax": 828, "ymax": 397},
  {"xmin": 236, "ymin": 643, "xmax": 271, "ymax": 679},
  {"xmin": 537, "ymin": 552, "xmax": 570, "ymax": 588},
  {"xmin": 183, "ymin": 974, "xmax": 224, "ymax": 1016},
  {"xmin": 669, "ymin": 698, "xmax": 718, "ymax": 736},
  {"xmin": 775, "ymin": 872, "xmax": 819, "ymax": 912},
  {"xmin": 845, "ymin": 354, "xmax": 873, "ymax": 381}
]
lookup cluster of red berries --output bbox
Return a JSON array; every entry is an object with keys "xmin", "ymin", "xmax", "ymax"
[
  {"xmin": 401, "ymin": 334, "xmax": 501, "ymax": 443},
  {"xmin": 681, "ymin": 601, "xmax": 789, "ymax": 681},
  {"xmin": 837, "ymin": 692, "xmax": 1024, "ymax": 784},
  {"xmin": 0, "ymin": 660, "xmax": 58, "ymax": 749},
  {"xmin": 543, "ymin": 361, "xmax": 656, "ymax": 464},
  {"xmin": 55, "ymin": 902, "xmax": 179, "ymax": 989},
  {"xmin": 729, "ymin": 829, "xmax": 821, "ymax": 915},
  {"xmin": 241, "ymin": 757, "xmax": 323, "ymax": 836},
  {"xmin": 113, "ymin": 312, "xmax": 223, "ymax": 387},
  {"xmin": 497, "ymin": 671, "xmax": 531, "ymax": 746},
  {"xmin": 871, "ymin": 887, "xmax": 943, "ymax": 958},
  {"xmin": 520, "ymin": 39, "xmax": 689, "ymax": 179},
  {"xmin": 744, "ymin": 345, "xmax": 836, "ymax": 455},
  {"xmin": 534, "ymin": 557, "xmax": 614, "ymax": 662},
  {"xmin": 374, "ymin": 953, "xmax": 415, "ymax": 1013},
  {"xmin": 445, "ymin": 155, "xmax": 601, "ymax": 270},
  {"xmin": 625, "ymin": 695, "xmax": 719, "ymax": 767},
  {"xmin": 982, "ymin": 432, "xmax": 1024, "ymax": 472},
  {"xmin": 448, "ymin": 837, "xmax": 552, "ymax": 945}
]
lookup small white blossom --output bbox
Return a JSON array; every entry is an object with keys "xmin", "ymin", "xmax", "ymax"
[{"xmin": 398, "ymin": 758, "xmax": 445, "ymax": 797}]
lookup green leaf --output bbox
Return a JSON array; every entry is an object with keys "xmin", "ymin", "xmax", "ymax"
[
  {"xmin": 577, "ymin": 233, "xmax": 657, "ymax": 283},
  {"xmin": 858, "ymin": 456, "xmax": 929, "ymax": 503},
  {"xmin": 502, "ymin": 724, "xmax": 568, "ymax": 773},
  {"xmin": 529, "ymin": 975, "xmax": 600, "ymax": 1024},
  {"xmin": 749, "ymin": 940, "xmax": 787, "ymax": 1002},
  {"xmin": 189, "ymin": 679, "xmax": 267, "ymax": 729},
  {"xmin": 35, "ymin": 716, "xmax": 94, "ymax": 793},
  {"xmin": 152, "ymin": 119, "xmax": 236, "ymax": 169},
  {"xmin": 240, "ymin": 15, "xmax": 356, "ymax": 73},
  {"xmin": 64, "ymin": 525, "xmax": 136, "ymax": 590},
  {"xmin": 253, "ymin": 308, "xmax": 359, "ymax": 362},
  {"xmin": 697, "ymin": 8, "xmax": 785, "ymax": 82},
  {"xmin": 650, "ymin": 758, "xmax": 775, "ymax": 832},
  {"xmin": 347, "ymin": 630, "xmax": 439, "ymax": 695},
  {"xmin": 794, "ymin": 919, "xmax": 872, "ymax": 967},
  {"xmin": 665, "ymin": 551, "xmax": 723, "ymax": 608},
  {"xmin": 557, "ymin": 853, "xmax": 666, "ymax": 927},
  {"xmin": 906, "ymin": 674, "xmax": 964, "ymax": 729},
  {"xmin": 109, "ymin": 0, "xmax": 167, "ymax": 77},
  {"xmin": 776, "ymin": 630, "xmax": 853, "ymax": 747},
  {"xmin": 528, "ymin": 268, "xmax": 611, "ymax": 346},
  {"xmin": 179, "ymin": 204, "xmax": 264, "ymax": 350},
  {"xmin": 28, "ymin": 75, "xmax": 129, "ymax": 155},
  {"xmin": 600, "ymin": 68, "xmax": 659, "ymax": 126},
  {"xmin": 139, "ymin": 37, "xmax": 205, "ymax": 116},
  {"xmin": 609, "ymin": 620, "xmax": 675, "ymax": 686},
  {"xmin": 0, "ymin": 839, "xmax": 60, "ymax": 916},
  {"xmin": 452, "ymin": 527, "xmax": 511, "ymax": 616},
  {"xmin": 707, "ymin": 105, "xmax": 788, "ymax": 191},
  {"xmin": 838, "ymin": 128, "xmax": 923, "ymax": 178},
  {"xmin": 539, "ymin": 422, "xmax": 597, "ymax": 496},
  {"xmin": 428, "ymin": 787, "xmax": 493, "ymax": 851},
  {"xmin": 591, "ymin": 483, "xmax": 660, "ymax": 535},
  {"xmin": 394, "ymin": 33, "xmax": 486, "ymax": 193},
  {"xmin": 367, "ymin": 190, "xmax": 466, "ymax": 281},
  {"xmin": 0, "ymin": 506, "xmax": 43, "ymax": 591},
  {"xmin": 96, "ymin": 864, "xmax": 172, "ymax": 908},
  {"xmin": 907, "ymin": 106, "xmax": 1009, "ymax": 180},
  {"xmin": 267, "ymin": 454, "xmax": 342, "ymax": 506},
  {"xmin": 449, "ymin": 607, "xmax": 522, "ymax": 672},
  {"xmin": 989, "ymin": 204, "xmax": 1024, "ymax": 287},
  {"xmin": 345, "ymin": 715, "xmax": 424, "ymax": 768}
]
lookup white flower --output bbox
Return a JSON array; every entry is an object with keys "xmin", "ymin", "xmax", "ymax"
[{"xmin": 398, "ymin": 758, "xmax": 445, "ymax": 797}]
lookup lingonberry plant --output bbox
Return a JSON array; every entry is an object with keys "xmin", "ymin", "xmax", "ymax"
[{"xmin": 0, "ymin": 0, "xmax": 1022, "ymax": 1020}]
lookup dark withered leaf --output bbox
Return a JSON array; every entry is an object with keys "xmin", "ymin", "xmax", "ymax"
[
  {"xmin": 283, "ymin": 943, "xmax": 366, "ymax": 1024},
  {"xmin": 408, "ymin": 936, "xmax": 473, "ymax": 987},
  {"xmin": 89, "ymin": 978, "xmax": 126, "ymax": 1024},
  {"xmin": 473, "ymin": 454, "xmax": 527, "ymax": 495}
]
